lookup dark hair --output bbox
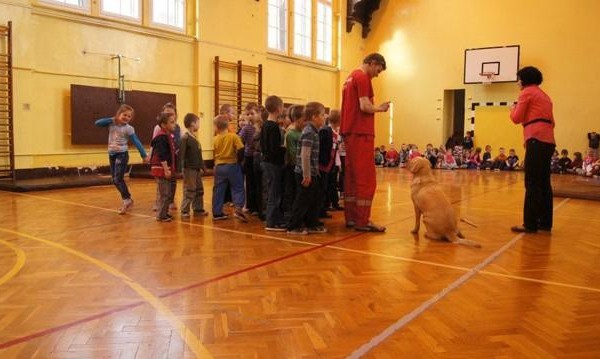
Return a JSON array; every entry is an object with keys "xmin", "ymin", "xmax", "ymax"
[
  {"xmin": 328, "ymin": 109, "xmax": 340, "ymax": 125},
  {"xmin": 517, "ymin": 66, "xmax": 543, "ymax": 86},
  {"xmin": 303, "ymin": 102, "xmax": 325, "ymax": 122},
  {"xmin": 264, "ymin": 95, "xmax": 283, "ymax": 114},
  {"xmin": 288, "ymin": 105, "xmax": 304, "ymax": 122},
  {"xmin": 184, "ymin": 113, "xmax": 199, "ymax": 128},
  {"xmin": 363, "ymin": 53, "xmax": 386, "ymax": 70},
  {"xmin": 261, "ymin": 108, "xmax": 269, "ymax": 121},
  {"xmin": 157, "ymin": 112, "xmax": 174, "ymax": 126},
  {"xmin": 560, "ymin": 149, "xmax": 569, "ymax": 155}
]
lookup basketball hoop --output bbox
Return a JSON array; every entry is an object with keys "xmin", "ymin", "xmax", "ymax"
[{"xmin": 479, "ymin": 72, "xmax": 495, "ymax": 85}]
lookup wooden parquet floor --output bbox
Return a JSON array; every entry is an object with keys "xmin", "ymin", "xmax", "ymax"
[{"xmin": 0, "ymin": 169, "xmax": 599, "ymax": 358}]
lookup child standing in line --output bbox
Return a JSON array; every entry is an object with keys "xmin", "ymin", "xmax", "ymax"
[
  {"xmin": 287, "ymin": 102, "xmax": 328, "ymax": 235},
  {"xmin": 260, "ymin": 95, "xmax": 287, "ymax": 231},
  {"xmin": 282, "ymin": 105, "xmax": 305, "ymax": 222},
  {"xmin": 326, "ymin": 110, "xmax": 343, "ymax": 211},
  {"xmin": 179, "ymin": 113, "xmax": 207, "ymax": 218},
  {"xmin": 212, "ymin": 115, "xmax": 248, "ymax": 222},
  {"xmin": 152, "ymin": 102, "xmax": 181, "ymax": 212},
  {"xmin": 150, "ymin": 112, "xmax": 177, "ymax": 222},
  {"xmin": 95, "ymin": 104, "xmax": 149, "ymax": 214},
  {"xmin": 238, "ymin": 103, "xmax": 259, "ymax": 214}
]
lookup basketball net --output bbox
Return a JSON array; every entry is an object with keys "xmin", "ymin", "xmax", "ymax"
[{"xmin": 480, "ymin": 72, "xmax": 495, "ymax": 85}]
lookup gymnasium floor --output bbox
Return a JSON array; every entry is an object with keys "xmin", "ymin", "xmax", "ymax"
[{"xmin": 0, "ymin": 168, "xmax": 599, "ymax": 358}]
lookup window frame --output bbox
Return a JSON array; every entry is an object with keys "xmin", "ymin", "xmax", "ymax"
[
  {"xmin": 150, "ymin": 0, "xmax": 186, "ymax": 32},
  {"xmin": 267, "ymin": 0, "xmax": 289, "ymax": 54},
  {"xmin": 39, "ymin": 0, "xmax": 90, "ymax": 13},
  {"xmin": 268, "ymin": 0, "xmax": 336, "ymax": 66},
  {"xmin": 99, "ymin": 0, "xmax": 142, "ymax": 24},
  {"xmin": 34, "ymin": 0, "xmax": 191, "ymax": 36}
]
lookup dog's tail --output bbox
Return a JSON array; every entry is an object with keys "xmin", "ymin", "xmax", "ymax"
[{"xmin": 449, "ymin": 232, "xmax": 481, "ymax": 248}]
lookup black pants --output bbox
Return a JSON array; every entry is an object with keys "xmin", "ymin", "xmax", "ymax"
[
  {"xmin": 287, "ymin": 174, "xmax": 321, "ymax": 230},
  {"xmin": 282, "ymin": 164, "xmax": 297, "ymax": 221},
  {"xmin": 243, "ymin": 156, "xmax": 257, "ymax": 212},
  {"xmin": 523, "ymin": 139, "xmax": 555, "ymax": 230}
]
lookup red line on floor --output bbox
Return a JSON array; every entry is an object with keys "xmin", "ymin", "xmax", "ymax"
[{"xmin": 0, "ymin": 232, "xmax": 365, "ymax": 349}]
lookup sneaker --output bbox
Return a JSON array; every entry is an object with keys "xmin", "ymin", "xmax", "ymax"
[
  {"xmin": 265, "ymin": 224, "xmax": 287, "ymax": 232},
  {"xmin": 118, "ymin": 199, "xmax": 134, "ymax": 215},
  {"xmin": 213, "ymin": 213, "xmax": 229, "ymax": 221},
  {"xmin": 156, "ymin": 216, "xmax": 172, "ymax": 222},
  {"xmin": 287, "ymin": 228, "xmax": 308, "ymax": 235},
  {"xmin": 234, "ymin": 210, "xmax": 249, "ymax": 223},
  {"xmin": 181, "ymin": 212, "xmax": 191, "ymax": 218},
  {"xmin": 307, "ymin": 226, "xmax": 327, "ymax": 234}
]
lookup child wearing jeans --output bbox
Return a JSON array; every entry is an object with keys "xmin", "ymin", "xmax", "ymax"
[
  {"xmin": 95, "ymin": 104, "xmax": 149, "ymax": 214},
  {"xmin": 212, "ymin": 115, "xmax": 248, "ymax": 222},
  {"xmin": 287, "ymin": 102, "xmax": 327, "ymax": 235},
  {"xmin": 179, "ymin": 113, "xmax": 207, "ymax": 218},
  {"xmin": 150, "ymin": 112, "xmax": 177, "ymax": 222}
]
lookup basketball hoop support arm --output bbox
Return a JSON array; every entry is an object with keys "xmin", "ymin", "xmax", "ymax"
[{"xmin": 82, "ymin": 50, "xmax": 141, "ymax": 104}]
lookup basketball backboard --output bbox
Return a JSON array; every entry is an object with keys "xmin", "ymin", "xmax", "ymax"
[{"xmin": 464, "ymin": 45, "xmax": 520, "ymax": 84}]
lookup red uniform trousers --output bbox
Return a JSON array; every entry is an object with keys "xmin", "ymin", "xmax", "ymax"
[{"xmin": 343, "ymin": 134, "xmax": 376, "ymax": 227}]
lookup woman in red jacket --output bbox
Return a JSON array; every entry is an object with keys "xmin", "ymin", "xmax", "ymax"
[{"xmin": 509, "ymin": 66, "xmax": 556, "ymax": 233}]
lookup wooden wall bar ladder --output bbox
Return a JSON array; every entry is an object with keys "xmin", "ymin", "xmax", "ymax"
[{"xmin": 0, "ymin": 22, "xmax": 14, "ymax": 180}]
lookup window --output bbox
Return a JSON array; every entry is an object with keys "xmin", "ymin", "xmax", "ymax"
[
  {"xmin": 43, "ymin": 0, "xmax": 88, "ymax": 9},
  {"xmin": 316, "ymin": 0, "xmax": 332, "ymax": 62},
  {"xmin": 268, "ymin": 0, "xmax": 288, "ymax": 52},
  {"xmin": 268, "ymin": 0, "xmax": 335, "ymax": 64},
  {"xmin": 152, "ymin": 0, "xmax": 185, "ymax": 29},
  {"xmin": 38, "ymin": 0, "xmax": 189, "ymax": 34},
  {"xmin": 102, "ymin": 0, "xmax": 140, "ymax": 20},
  {"xmin": 293, "ymin": 0, "xmax": 311, "ymax": 57}
]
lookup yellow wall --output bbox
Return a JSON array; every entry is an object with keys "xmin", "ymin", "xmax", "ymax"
[
  {"xmin": 473, "ymin": 106, "xmax": 523, "ymax": 158},
  {"xmin": 8, "ymin": 0, "xmax": 595, "ymax": 170},
  {"xmin": 1, "ymin": 0, "xmax": 362, "ymax": 169},
  {"xmin": 364, "ymin": 0, "xmax": 600, "ymax": 153}
]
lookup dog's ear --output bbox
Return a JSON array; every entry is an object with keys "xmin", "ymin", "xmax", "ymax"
[{"xmin": 408, "ymin": 157, "xmax": 421, "ymax": 173}]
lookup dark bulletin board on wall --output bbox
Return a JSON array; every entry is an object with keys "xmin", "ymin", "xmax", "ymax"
[{"xmin": 70, "ymin": 84, "xmax": 176, "ymax": 145}]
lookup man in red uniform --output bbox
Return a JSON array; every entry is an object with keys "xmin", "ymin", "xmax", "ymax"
[{"xmin": 341, "ymin": 53, "xmax": 390, "ymax": 232}]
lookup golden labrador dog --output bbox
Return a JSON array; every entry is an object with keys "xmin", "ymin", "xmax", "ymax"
[{"xmin": 407, "ymin": 157, "xmax": 481, "ymax": 248}]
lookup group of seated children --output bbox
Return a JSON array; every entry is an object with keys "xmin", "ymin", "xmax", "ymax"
[
  {"xmin": 551, "ymin": 148, "xmax": 600, "ymax": 177},
  {"xmin": 375, "ymin": 142, "xmax": 520, "ymax": 171},
  {"xmin": 374, "ymin": 140, "xmax": 600, "ymax": 178}
]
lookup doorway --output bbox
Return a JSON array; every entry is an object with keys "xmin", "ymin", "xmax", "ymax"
[{"xmin": 442, "ymin": 89, "xmax": 465, "ymax": 146}]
